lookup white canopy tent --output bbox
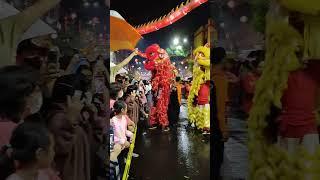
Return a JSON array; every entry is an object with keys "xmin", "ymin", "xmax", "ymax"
[
  {"xmin": 110, "ymin": 62, "xmax": 128, "ymax": 74},
  {"xmin": 0, "ymin": 1, "xmax": 56, "ymax": 42},
  {"xmin": 110, "ymin": 10, "xmax": 125, "ymax": 20}
]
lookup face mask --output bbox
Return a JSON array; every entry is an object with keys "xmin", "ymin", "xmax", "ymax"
[
  {"xmin": 28, "ymin": 91, "xmax": 43, "ymax": 114},
  {"xmin": 118, "ymin": 91, "xmax": 123, "ymax": 98}
]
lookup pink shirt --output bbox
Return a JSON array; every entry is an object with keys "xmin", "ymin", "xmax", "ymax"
[
  {"xmin": 0, "ymin": 119, "xmax": 18, "ymax": 148},
  {"xmin": 111, "ymin": 115, "xmax": 132, "ymax": 145},
  {"xmin": 110, "ymin": 99, "xmax": 116, "ymax": 109}
]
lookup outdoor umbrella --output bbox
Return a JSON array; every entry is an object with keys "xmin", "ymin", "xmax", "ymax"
[
  {"xmin": 0, "ymin": 1, "xmax": 56, "ymax": 43},
  {"xmin": 110, "ymin": 10, "xmax": 142, "ymax": 51}
]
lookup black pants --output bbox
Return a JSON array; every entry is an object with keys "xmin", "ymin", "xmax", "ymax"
[
  {"xmin": 118, "ymin": 148, "xmax": 129, "ymax": 178},
  {"xmin": 212, "ymin": 130, "xmax": 224, "ymax": 180},
  {"xmin": 168, "ymin": 90, "xmax": 180, "ymax": 126}
]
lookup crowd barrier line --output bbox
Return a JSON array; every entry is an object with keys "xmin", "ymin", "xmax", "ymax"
[{"xmin": 122, "ymin": 125, "xmax": 138, "ymax": 180}]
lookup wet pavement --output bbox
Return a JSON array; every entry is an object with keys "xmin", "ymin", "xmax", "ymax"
[
  {"xmin": 221, "ymin": 118, "xmax": 248, "ymax": 180},
  {"xmin": 129, "ymin": 101, "xmax": 210, "ymax": 180}
]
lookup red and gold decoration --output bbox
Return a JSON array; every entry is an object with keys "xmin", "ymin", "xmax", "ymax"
[
  {"xmin": 138, "ymin": 44, "xmax": 176, "ymax": 128},
  {"xmin": 135, "ymin": 0, "xmax": 208, "ymax": 35}
]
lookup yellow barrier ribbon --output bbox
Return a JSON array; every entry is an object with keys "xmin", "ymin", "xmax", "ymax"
[{"xmin": 122, "ymin": 126, "xmax": 137, "ymax": 180}]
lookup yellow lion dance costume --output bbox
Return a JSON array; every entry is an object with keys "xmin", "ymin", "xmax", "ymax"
[
  {"xmin": 249, "ymin": 1, "xmax": 320, "ymax": 179},
  {"xmin": 187, "ymin": 44, "xmax": 210, "ymax": 133}
]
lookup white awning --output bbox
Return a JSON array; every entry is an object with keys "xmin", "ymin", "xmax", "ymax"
[
  {"xmin": 0, "ymin": 1, "xmax": 56, "ymax": 42},
  {"xmin": 110, "ymin": 10, "xmax": 125, "ymax": 20}
]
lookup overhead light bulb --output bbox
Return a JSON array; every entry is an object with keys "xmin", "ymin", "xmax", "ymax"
[
  {"xmin": 240, "ymin": 16, "xmax": 248, "ymax": 23},
  {"xmin": 84, "ymin": 2, "xmax": 90, "ymax": 7},
  {"xmin": 173, "ymin": 38, "xmax": 179, "ymax": 45},
  {"xmin": 227, "ymin": 1, "xmax": 235, "ymax": 8},
  {"xmin": 183, "ymin": 38, "xmax": 188, "ymax": 43},
  {"xmin": 93, "ymin": 2, "xmax": 99, "ymax": 7}
]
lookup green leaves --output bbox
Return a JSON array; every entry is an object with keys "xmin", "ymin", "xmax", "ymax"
[{"xmin": 166, "ymin": 45, "xmax": 189, "ymax": 57}]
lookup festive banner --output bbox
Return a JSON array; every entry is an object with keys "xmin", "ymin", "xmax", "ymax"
[{"xmin": 135, "ymin": 0, "xmax": 208, "ymax": 35}]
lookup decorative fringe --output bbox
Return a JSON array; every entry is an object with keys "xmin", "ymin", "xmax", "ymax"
[
  {"xmin": 279, "ymin": 0, "xmax": 320, "ymax": 16},
  {"xmin": 303, "ymin": 15, "xmax": 320, "ymax": 60},
  {"xmin": 136, "ymin": 0, "xmax": 208, "ymax": 35},
  {"xmin": 187, "ymin": 45, "xmax": 210, "ymax": 129},
  {"xmin": 249, "ymin": 12, "xmax": 320, "ymax": 179}
]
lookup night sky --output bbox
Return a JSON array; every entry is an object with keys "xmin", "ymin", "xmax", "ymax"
[
  {"xmin": 59, "ymin": 0, "xmax": 107, "ymax": 22},
  {"xmin": 111, "ymin": 0, "xmax": 210, "ymax": 50}
]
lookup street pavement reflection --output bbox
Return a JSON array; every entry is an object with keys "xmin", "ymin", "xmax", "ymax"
[{"xmin": 130, "ymin": 100, "xmax": 210, "ymax": 180}]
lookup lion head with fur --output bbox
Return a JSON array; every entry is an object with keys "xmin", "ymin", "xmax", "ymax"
[{"xmin": 193, "ymin": 43, "xmax": 210, "ymax": 67}]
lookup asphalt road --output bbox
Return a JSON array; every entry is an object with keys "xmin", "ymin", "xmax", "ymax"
[
  {"xmin": 129, "ymin": 101, "xmax": 210, "ymax": 180},
  {"xmin": 221, "ymin": 117, "xmax": 248, "ymax": 180}
]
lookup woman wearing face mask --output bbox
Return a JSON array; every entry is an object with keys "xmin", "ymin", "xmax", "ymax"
[{"xmin": 0, "ymin": 66, "xmax": 43, "ymax": 148}]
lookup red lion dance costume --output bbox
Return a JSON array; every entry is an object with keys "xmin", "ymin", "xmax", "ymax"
[{"xmin": 138, "ymin": 44, "xmax": 176, "ymax": 130}]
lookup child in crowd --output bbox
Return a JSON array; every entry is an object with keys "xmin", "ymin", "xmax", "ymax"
[
  {"xmin": 111, "ymin": 101, "xmax": 135, "ymax": 149},
  {"xmin": 110, "ymin": 82, "xmax": 124, "ymax": 110},
  {"xmin": 0, "ymin": 122, "xmax": 59, "ymax": 180}
]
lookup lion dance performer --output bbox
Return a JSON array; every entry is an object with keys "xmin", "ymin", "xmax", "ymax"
[
  {"xmin": 248, "ymin": 1, "xmax": 320, "ymax": 179},
  {"xmin": 188, "ymin": 44, "xmax": 210, "ymax": 134},
  {"xmin": 138, "ymin": 44, "xmax": 176, "ymax": 131}
]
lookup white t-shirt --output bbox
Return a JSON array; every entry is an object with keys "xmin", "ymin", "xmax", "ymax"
[{"xmin": 145, "ymin": 84, "xmax": 152, "ymax": 94}]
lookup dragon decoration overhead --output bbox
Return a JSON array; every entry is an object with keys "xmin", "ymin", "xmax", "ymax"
[{"xmin": 134, "ymin": 0, "xmax": 208, "ymax": 35}]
